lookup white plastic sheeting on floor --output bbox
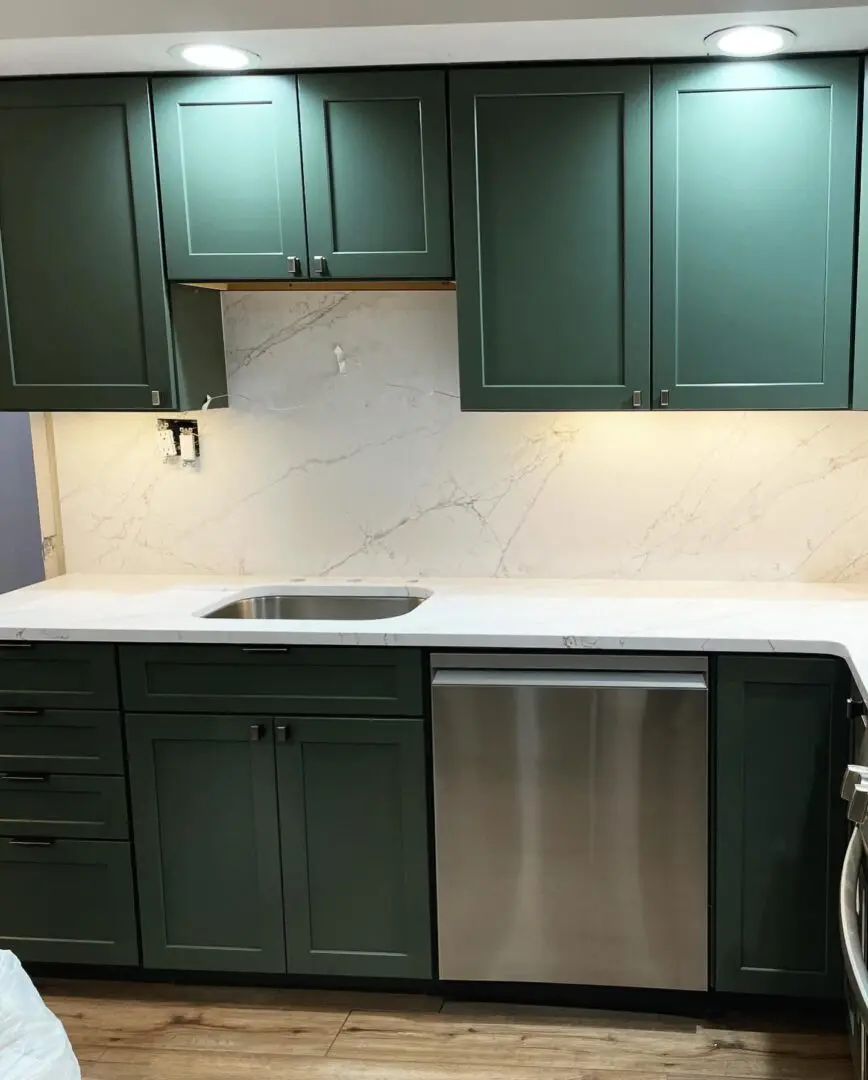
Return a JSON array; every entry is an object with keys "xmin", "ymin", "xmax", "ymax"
[{"xmin": 0, "ymin": 951, "xmax": 80, "ymax": 1080}]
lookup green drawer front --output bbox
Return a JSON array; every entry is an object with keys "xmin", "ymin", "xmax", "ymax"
[
  {"xmin": 0, "ymin": 643, "xmax": 119, "ymax": 710},
  {"xmin": 0, "ymin": 709, "xmax": 124, "ymax": 775},
  {"xmin": 0, "ymin": 838, "xmax": 139, "ymax": 965},
  {"xmin": 119, "ymin": 645, "xmax": 424, "ymax": 716},
  {"xmin": 0, "ymin": 775, "xmax": 128, "ymax": 840}
]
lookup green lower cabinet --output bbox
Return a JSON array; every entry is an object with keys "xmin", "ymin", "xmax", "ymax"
[
  {"xmin": 277, "ymin": 717, "xmax": 432, "ymax": 978},
  {"xmin": 715, "ymin": 656, "xmax": 848, "ymax": 996},
  {"xmin": 653, "ymin": 59, "xmax": 859, "ymax": 410},
  {"xmin": 0, "ymin": 838, "xmax": 138, "ymax": 965},
  {"xmin": 125, "ymin": 713, "xmax": 286, "ymax": 973}
]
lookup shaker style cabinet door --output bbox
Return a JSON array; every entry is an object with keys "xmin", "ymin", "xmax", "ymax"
[
  {"xmin": 653, "ymin": 59, "xmax": 859, "ymax": 410},
  {"xmin": 450, "ymin": 65, "xmax": 651, "ymax": 410},
  {"xmin": 850, "ymin": 65, "xmax": 868, "ymax": 408},
  {"xmin": 276, "ymin": 716, "xmax": 432, "ymax": 978},
  {"xmin": 715, "ymin": 656, "xmax": 848, "ymax": 997},
  {"xmin": 0, "ymin": 78, "xmax": 175, "ymax": 410},
  {"xmin": 126, "ymin": 713, "xmax": 286, "ymax": 972},
  {"xmin": 153, "ymin": 76, "xmax": 308, "ymax": 280},
  {"xmin": 298, "ymin": 70, "xmax": 452, "ymax": 279}
]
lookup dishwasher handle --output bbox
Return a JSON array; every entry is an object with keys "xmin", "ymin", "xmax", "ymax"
[{"xmin": 432, "ymin": 669, "xmax": 707, "ymax": 692}]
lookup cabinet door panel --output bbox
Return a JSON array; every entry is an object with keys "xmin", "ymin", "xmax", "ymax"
[
  {"xmin": 120, "ymin": 644, "xmax": 423, "ymax": 717},
  {"xmin": 451, "ymin": 65, "xmax": 650, "ymax": 410},
  {"xmin": 0, "ymin": 838, "xmax": 138, "ymax": 964},
  {"xmin": 277, "ymin": 717, "xmax": 431, "ymax": 978},
  {"xmin": 715, "ymin": 656, "xmax": 848, "ymax": 996},
  {"xmin": 850, "ymin": 66, "xmax": 868, "ymax": 408},
  {"xmin": 0, "ymin": 709, "xmax": 123, "ymax": 775},
  {"xmin": 153, "ymin": 76, "xmax": 307, "ymax": 280},
  {"xmin": 0, "ymin": 774, "xmax": 128, "ymax": 839},
  {"xmin": 0, "ymin": 78, "xmax": 173, "ymax": 410},
  {"xmin": 126, "ymin": 713, "xmax": 285, "ymax": 972},
  {"xmin": 0, "ymin": 642, "xmax": 119, "ymax": 711},
  {"xmin": 653, "ymin": 59, "xmax": 858, "ymax": 409},
  {"xmin": 299, "ymin": 70, "xmax": 451, "ymax": 279}
]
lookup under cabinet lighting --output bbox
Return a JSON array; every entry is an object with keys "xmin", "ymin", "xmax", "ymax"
[{"xmin": 704, "ymin": 25, "xmax": 796, "ymax": 57}]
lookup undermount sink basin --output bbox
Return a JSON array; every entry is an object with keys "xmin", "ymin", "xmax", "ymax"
[{"xmin": 203, "ymin": 593, "xmax": 427, "ymax": 621}]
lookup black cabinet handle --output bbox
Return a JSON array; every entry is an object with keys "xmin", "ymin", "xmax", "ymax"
[
  {"xmin": 250, "ymin": 723, "xmax": 265, "ymax": 742},
  {"xmin": 0, "ymin": 707, "xmax": 44, "ymax": 717},
  {"xmin": 0, "ymin": 773, "xmax": 49, "ymax": 782},
  {"xmin": 241, "ymin": 646, "xmax": 290, "ymax": 654},
  {"xmin": 0, "ymin": 642, "xmax": 33, "ymax": 649},
  {"xmin": 276, "ymin": 724, "xmax": 290, "ymax": 743},
  {"xmin": 9, "ymin": 838, "xmax": 55, "ymax": 847}
]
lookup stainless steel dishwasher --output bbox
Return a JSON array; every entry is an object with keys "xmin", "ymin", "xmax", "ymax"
[{"xmin": 431, "ymin": 654, "xmax": 708, "ymax": 990}]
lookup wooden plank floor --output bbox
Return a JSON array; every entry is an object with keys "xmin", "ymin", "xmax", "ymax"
[{"xmin": 36, "ymin": 979, "xmax": 853, "ymax": 1080}]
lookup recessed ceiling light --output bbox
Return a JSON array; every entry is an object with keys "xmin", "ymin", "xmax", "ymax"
[
  {"xmin": 704, "ymin": 25, "xmax": 796, "ymax": 58},
  {"xmin": 169, "ymin": 43, "xmax": 260, "ymax": 70}
]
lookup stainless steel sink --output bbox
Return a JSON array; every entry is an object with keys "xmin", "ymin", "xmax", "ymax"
[{"xmin": 203, "ymin": 593, "xmax": 427, "ymax": 621}]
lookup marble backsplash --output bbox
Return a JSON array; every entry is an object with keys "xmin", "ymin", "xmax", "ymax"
[{"xmin": 47, "ymin": 290, "xmax": 868, "ymax": 581}]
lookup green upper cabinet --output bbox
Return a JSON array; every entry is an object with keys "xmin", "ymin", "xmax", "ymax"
[
  {"xmin": 653, "ymin": 59, "xmax": 859, "ymax": 410},
  {"xmin": 153, "ymin": 76, "xmax": 308, "ymax": 281},
  {"xmin": 0, "ymin": 79, "xmax": 223, "ymax": 411},
  {"xmin": 298, "ymin": 70, "xmax": 452, "ymax": 279},
  {"xmin": 451, "ymin": 65, "xmax": 651, "ymax": 411},
  {"xmin": 850, "ymin": 65, "xmax": 868, "ymax": 408},
  {"xmin": 715, "ymin": 656, "xmax": 848, "ymax": 997},
  {"xmin": 277, "ymin": 716, "xmax": 432, "ymax": 978}
]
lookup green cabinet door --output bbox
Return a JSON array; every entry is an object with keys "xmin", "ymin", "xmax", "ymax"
[
  {"xmin": 153, "ymin": 76, "xmax": 308, "ymax": 280},
  {"xmin": 450, "ymin": 65, "xmax": 651, "ymax": 411},
  {"xmin": 850, "ymin": 65, "xmax": 868, "ymax": 408},
  {"xmin": 126, "ymin": 713, "xmax": 286, "ymax": 972},
  {"xmin": 298, "ymin": 70, "xmax": 451, "ymax": 279},
  {"xmin": 277, "ymin": 717, "xmax": 431, "ymax": 978},
  {"xmin": 0, "ymin": 78, "xmax": 176, "ymax": 411},
  {"xmin": 653, "ymin": 59, "xmax": 859, "ymax": 410},
  {"xmin": 715, "ymin": 656, "xmax": 848, "ymax": 996}
]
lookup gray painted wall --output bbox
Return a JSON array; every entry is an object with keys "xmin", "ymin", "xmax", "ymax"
[{"xmin": 0, "ymin": 413, "xmax": 43, "ymax": 593}]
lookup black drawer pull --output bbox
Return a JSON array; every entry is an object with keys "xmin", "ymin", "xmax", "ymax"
[
  {"xmin": 9, "ymin": 838, "xmax": 55, "ymax": 847},
  {"xmin": 250, "ymin": 723, "xmax": 265, "ymax": 742},
  {"xmin": 0, "ymin": 642, "xmax": 33, "ymax": 649},
  {"xmin": 0, "ymin": 773, "xmax": 49, "ymax": 782},
  {"xmin": 276, "ymin": 724, "xmax": 290, "ymax": 743},
  {"xmin": 241, "ymin": 646, "xmax": 290, "ymax": 654},
  {"xmin": 0, "ymin": 707, "xmax": 44, "ymax": 717}
]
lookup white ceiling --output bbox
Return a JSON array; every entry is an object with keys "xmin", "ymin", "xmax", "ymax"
[
  {"xmin": 1, "ymin": 0, "xmax": 866, "ymax": 37},
  {"xmin": 0, "ymin": 2, "xmax": 866, "ymax": 75}
]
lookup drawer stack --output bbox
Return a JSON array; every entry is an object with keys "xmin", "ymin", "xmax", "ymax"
[{"xmin": 0, "ymin": 643, "xmax": 138, "ymax": 965}]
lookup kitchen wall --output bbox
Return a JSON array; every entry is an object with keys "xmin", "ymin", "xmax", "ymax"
[{"xmin": 45, "ymin": 289, "xmax": 868, "ymax": 581}]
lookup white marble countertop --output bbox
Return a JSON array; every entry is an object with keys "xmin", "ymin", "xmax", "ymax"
[{"xmin": 2, "ymin": 573, "xmax": 868, "ymax": 695}]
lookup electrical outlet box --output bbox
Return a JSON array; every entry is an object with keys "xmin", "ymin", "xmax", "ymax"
[{"xmin": 157, "ymin": 418, "xmax": 200, "ymax": 465}]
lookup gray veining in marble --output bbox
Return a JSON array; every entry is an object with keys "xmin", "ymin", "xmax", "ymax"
[{"xmin": 47, "ymin": 290, "xmax": 868, "ymax": 581}]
